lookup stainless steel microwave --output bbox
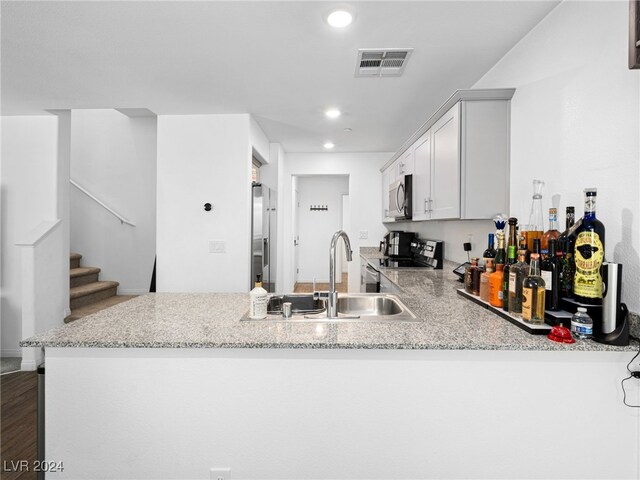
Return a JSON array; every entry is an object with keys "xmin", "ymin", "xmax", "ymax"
[{"xmin": 389, "ymin": 174, "xmax": 412, "ymax": 220}]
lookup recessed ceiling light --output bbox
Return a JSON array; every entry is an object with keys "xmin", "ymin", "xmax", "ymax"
[
  {"xmin": 327, "ymin": 10, "xmax": 353, "ymax": 28},
  {"xmin": 325, "ymin": 108, "xmax": 341, "ymax": 119},
  {"xmin": 324, "ymin": 142, "xmax": 335, "ymax": 149}
]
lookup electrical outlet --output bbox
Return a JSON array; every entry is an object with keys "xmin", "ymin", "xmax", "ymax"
[
  {"xmin": 359, "ymin": 230, "xmax": 368, "ymax": 239},
  {"xmin": 209, "ymin": 241, "xmax": 226, "ymax": 253},
  {"xmin": 210, "ymin": 467, "xmax": 231, "ymax": 480}
]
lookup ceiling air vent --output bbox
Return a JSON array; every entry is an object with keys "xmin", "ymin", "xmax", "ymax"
[{"xmin": 355, "ymin": 48, "xmax": 414, "ymax": 77}]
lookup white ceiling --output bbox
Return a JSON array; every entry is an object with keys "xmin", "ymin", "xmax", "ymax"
[{"xmin": 1, "ymin": 1, "xmax": 559, "ymax": 153}]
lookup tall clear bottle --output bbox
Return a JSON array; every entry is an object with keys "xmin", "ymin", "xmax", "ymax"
[
  {"xmin": 522, "ymin": 253, "xmax": 546, "ymax": 324},
  {"xmin": 508, "ymin": 249, "xmax": 529, "ymax": 318},
  {"xmin": 573, "ymin": 188, "xmax": 606, "ymax": 304},
  {"xmin": 541, "ymin": 208, "xmax": 560, "ymax": 259},
  {"xmin": 527, "ymin": 180, "xmax": 545, "ymax": 254}
]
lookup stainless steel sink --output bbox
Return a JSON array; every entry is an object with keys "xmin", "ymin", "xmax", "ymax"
[
  {"xmin": 266, "ymin": 294, "xmax": 326, "ymax": 315},
  {"xmin": 244, "ymin": 293, "xmax": 417, "ymax": 322},
  {"xmin": 336, "ymin": 295, "xmax": 404, "ymax": 316}
]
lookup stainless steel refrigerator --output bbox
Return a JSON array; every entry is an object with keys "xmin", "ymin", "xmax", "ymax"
[{"xmin": 251, "ymin": 183, "xmax": 277, "ymax": 292}]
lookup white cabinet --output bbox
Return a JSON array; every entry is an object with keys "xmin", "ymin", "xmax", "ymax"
[
  {"xmin": 380, "ymin": 89, "xmax": 513, "ymax": 223},
  {"xmin": 396, "ymin": 148, "xmax": 414, "ymax": 177},
  {"xmin": 411, "ymin": 103, "xmax": 460, "ymax": 221},
  {"xmin": 459, "ymin": 99, "xmax": 510, "ymax": 219},
  {"xmin": 411, "ymin": 131, "xmax": 431, "ymax": 221},
  {"xmin": 430, "ymin": 103, "xmax": 461, "ymax": 219}
]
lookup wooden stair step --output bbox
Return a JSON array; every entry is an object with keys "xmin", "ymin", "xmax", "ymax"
[
  {"xmin": 65, "ymin": 295, "xmax": 137, "ymax": 323},
  {"xmin": 70, "ymin": 281, "xmax": 119, "ymax": 309},
  {"xmin": 70, "ymin": 267, "xmax": 101, "ymax": 288},
  {"xmin": 70, "ymin": 253, "xmax": 82, "ymax": 269}
]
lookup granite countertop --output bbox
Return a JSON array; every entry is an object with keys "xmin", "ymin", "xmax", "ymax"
[{"xmin": 21, "ymin": 247, "xmax": 639, "ymax": 351}]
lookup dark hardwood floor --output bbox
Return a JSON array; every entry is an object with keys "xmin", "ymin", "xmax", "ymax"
[{"xmin": 1, "ymin": 371, "xmax": 37, "ymax": 480}]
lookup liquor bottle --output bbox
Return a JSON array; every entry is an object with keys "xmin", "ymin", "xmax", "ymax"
[
  {"xmin": 482, "ymin": 234, "xmax": 497, "ymax": 267},
  {"xmin": 489, "ymin": 263, "xmax": 505, "ymax": 308},
  {"xmin": 464, "ymin": 258, "xmax": 482, "ymax": 296},
  {"xmin": 558, "ymin": 206, "xmax": 577, "ymax": 298},
  {"xmin": 522, "ymin": 253, "xmax": 546, "ymax": 324},
  {"xmin": 508, "ymin": 249, "xmax": 529, "ymax": 318},
  {"xmin": 479, "ymin": 260, "xmax": 494, "ymax": 302},
  {"xmin": 540, "ymin": 239, "xmax": 560, "ymax": 311},
  {"xmin": 541, "ymin": 208, "xmax": 560, "ymax": 259},
  {"xmin": 526, "ymin": 180, "xmax": 545, "ymax": 253},
  {"xmin": 502, "ymin": 245, "xmax": 517, "ymax": 312},
  {"xmin": 507, "ymin": 217, "xmax": 519, "ymax": 252},
  {"xmin": 494, "ymin": 232, "xmax": 506, "ymax": 266},
  {"xmin": 573, "ymin": 188, "xmax": 606, "ymax": 304}
]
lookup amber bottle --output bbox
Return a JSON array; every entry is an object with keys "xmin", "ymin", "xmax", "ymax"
[{"xmin": 489, "ymin": 263, "xmax": 505, "ymax": 308}]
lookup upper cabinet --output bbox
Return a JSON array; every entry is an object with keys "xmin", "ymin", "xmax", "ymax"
[{"xmin": 381, "ymin": 89, "xmax": 514, "ymax": 223}]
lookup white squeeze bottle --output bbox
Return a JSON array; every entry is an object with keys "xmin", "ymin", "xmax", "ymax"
[{"xmin": 249, "ymin": 274, "xmax": 268, "ymax": 319}]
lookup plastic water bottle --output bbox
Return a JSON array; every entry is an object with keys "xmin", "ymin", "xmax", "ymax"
[{"xmin": 570, "ymin": 307, "xmax": 593, "ymax": 339}]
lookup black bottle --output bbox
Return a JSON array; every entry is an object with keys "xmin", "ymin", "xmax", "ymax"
[
  {"xmin": 573, "ymin": 188, "xmax": 605, "ymax": 304},
  {"xmin": 540, "ymin": 239, "xmax": 560, "ymax": 311},
  {"xmin": 482, "ymin": 234, "xmax": 497, "ymax": 267}
]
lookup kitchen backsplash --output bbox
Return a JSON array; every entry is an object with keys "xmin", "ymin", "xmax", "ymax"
[{"xmin": 390, "ymin": 218, "xmax": 494, "ymax": 264}]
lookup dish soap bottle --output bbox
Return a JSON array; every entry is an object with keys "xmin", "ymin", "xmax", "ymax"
[{"xmin": 249, "ymin": 274, "xmax": 268, "ymax": 319}]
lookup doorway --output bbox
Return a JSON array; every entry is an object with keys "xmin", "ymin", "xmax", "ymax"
[{"xmin": 292, "ymin": 175, "xmax": 349, "ymax": 292}]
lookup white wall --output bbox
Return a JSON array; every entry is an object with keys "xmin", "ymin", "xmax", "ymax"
[
  {"xmin": 156, "ymin": 114, "xmax": 252, "ymax": 292},
  {"xmin": 46, "ymin": 347, "xmax": 640, "ymax": 479},
  {"xmin": 296, "ymin": 175, "xmax": 349, "ymax": 283},
  {"xmin": 70, "ymin": 109, "xmax": 157, "ymax": 294},
  {"xmin": 0, "ymin": 116, "xmax": 60, "ymax": 356},
  {"xmin": 472, "ymin": 0, "xmax": 640, "ymax": 313},
  {"xmin": 282, "ymin": 153, "xmax": 393, "ymax": 292}
]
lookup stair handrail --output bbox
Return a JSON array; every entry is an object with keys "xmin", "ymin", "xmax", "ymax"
[{"xmin": 70, "ymin": 179, "xmax": 136, "ymax": 226}]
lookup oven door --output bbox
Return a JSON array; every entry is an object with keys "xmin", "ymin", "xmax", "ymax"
[{"xmin": 360, "ymin": 262, "xmax": 380, "ymax": 293}]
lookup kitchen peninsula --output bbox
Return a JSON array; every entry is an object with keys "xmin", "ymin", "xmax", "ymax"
[{"xmin": 23, "ymin": 249, "xmax": 640, "ymax": 479}]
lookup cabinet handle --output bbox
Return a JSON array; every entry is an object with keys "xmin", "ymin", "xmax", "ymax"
[{"xmin": 427, "ymin": 198, "xmax": 433, "ymax": 213}]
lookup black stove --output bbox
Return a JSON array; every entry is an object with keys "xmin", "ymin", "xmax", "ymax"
[
  {"xmin": 379, "ymin": 258, "xmax": 429, "ymax": 268},
  {"xmin": 378, "ymin": 239, "xmax": 444, "ymax": 269}
]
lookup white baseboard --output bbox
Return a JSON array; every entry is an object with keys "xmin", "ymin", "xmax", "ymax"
[
  {"xmin": 118, "ymin": 289, "xmax": 149, "ymax": 295},
  {"xmin": 21, "ymin": 347, "xmax": 43, "ymax": 371},
  {"xmin": 20, "ymin": 359, "xmax": 38, "ymax": 371}
]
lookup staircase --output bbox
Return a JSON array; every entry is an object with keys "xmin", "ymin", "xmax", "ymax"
[{"xmin": 66, "ymin": 253, "xmax": 136, "ymax": 322}]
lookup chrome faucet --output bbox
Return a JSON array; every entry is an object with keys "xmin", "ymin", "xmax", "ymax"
[{"xmin": 327, "ymin": 230, "xmax": 352, "ymax": 318}]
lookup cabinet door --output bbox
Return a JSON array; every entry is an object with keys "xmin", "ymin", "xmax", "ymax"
[
  {"xmin": 411, "ymin": 130, "xmax": 432, "ymax": 221},
  {"xmin": 397, "ymin": 148, "xmax": 414, "ymax": 177},
  {"xmin": 431, "ymin": 103, "xmax": 461, "ymax": 219}
]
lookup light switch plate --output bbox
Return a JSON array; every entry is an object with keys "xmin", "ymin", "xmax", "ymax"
[
  {"xmin": 210, "ymin": 468, "xmax": 231, "ymax": 480},
  {"xmin": 209, "ymin": 241, "xmax": 226, "ymax": 253},
  {"xmin": 359, "ymin": 230, "xmax": 369, "ymax": 239}
]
